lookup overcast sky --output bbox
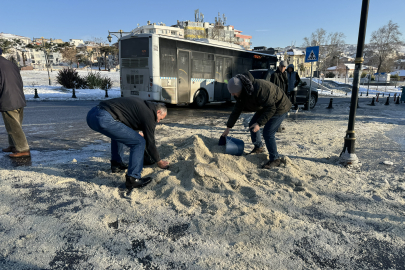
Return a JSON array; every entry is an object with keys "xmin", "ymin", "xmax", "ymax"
[{"xmin": 1, "ymin": 0, "xmax": 404, "ymax": 48}]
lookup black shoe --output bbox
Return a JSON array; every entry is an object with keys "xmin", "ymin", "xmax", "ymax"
[
  {"xmin": 249, "ymin": 147, "xmax": 265, "ymax": 154},
  {"xmin": 111, "ymin": 160, "xmax": 128, "ymax": 173},
  {"xmin": 125, "ymin": 175, "xmax": 152, "ymax": 189},
  {"xmin": 262, "ymin": 159, "xmax": 281, "ymax": 169}
]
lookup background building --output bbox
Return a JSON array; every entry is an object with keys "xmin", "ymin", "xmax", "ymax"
[
  {"xmin": 69, "ymin": 39, "xmax": 84, "ymax": 47},
  {"xmin": 132, "ymin": 22, "xmax": 184, "ymax": 38}
]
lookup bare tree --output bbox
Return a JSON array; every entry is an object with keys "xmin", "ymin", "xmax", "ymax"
[
  {"xmin": 210, "ymin": 25, "xmax": 224, "ymax": 41},
  {"xmin": 367, "ymin": 20, "xmax": 403, "ymax": 73},
  {"xmin": 303, "ymin": 28, "xmax": 327, "ymax": 72},
  {"xmin": 302, "ymin": 28, "xmax": 346, "ymax": 75},
  {"xmin": 61, "ymin": 47, "xmax": 77, "ymax": 67},
  {"xmin": 99, "ymin": 45, "xmax": 118, "ymax": 70},
  {"xmin": 89, "ymin": 37, "xmax": 106, "ymax": 45}
]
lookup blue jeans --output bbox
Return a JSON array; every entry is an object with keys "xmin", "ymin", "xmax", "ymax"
[
  {"xmin": 86, "ymin": 106, "xmax": 145, "ymax": 179},
  {"xmin": 249, "ymin": 112, "xmax": 287, "ymax": 161}
]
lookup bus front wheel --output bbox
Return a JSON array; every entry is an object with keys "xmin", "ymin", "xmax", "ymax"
[{"xmin": 193, "ymin": 90, "xmax": 207, "ymax": 108}]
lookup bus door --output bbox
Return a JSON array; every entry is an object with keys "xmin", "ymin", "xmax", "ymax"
[
  {"xmin": 214, "ymin": 57, "xmax": 232, "ymax": 101},
  {"xmin": 177, "ymin": 50, "xmax": 190, "ymax": 103}
]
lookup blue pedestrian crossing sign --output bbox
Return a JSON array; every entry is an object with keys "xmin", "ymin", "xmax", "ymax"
[{"xmin": 305, "ymin": 46, "xmax": 319, "ymax": 62}]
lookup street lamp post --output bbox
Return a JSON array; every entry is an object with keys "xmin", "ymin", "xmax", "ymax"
[
  {"xmin": 107, "ymin": 30, "xmax": 130, "ymax": 71},
  {"xmin": 339, "ymin": 0, "xmax": 370, "ymax": 165},
  {"xmin": 107, "ymin": 30, "xmax": 131, "ymax": 43}
]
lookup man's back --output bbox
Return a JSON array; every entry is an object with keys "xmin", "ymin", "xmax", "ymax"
[
  {"xmin": 270, "ymin": 69, "xmax": 288, "ymax": 94},
  {"xmin": 0, "ymin": 56, "xmax": 26, "ymax": 112}
]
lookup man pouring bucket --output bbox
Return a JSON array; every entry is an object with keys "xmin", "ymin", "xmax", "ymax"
[{"xmin": 222, "ymin": 72, "xmax": 291, "ymax": 169}]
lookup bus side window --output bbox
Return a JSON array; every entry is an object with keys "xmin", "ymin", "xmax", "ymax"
[{"xmin": 233, "ymin": 58, "xmax": 244, "ymax": 75}]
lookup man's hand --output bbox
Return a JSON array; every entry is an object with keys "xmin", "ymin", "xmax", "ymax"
[
  {"xmin": 139, "ymin": 131, "xmax": 144, "ymax": 137},
  {"xmin": 249, "ymin": 123, "xmax": 260, "ymax": 133},
  {"xmin": 157, "ymin": 160, "xmax": 169, "ymax": 169},
  {"xmin": 222, "ymin": 127, "xmax": 231, "ymax": 137}
]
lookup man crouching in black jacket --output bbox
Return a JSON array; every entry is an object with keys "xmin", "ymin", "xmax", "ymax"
[
  {"xmin": 222, "ymin": 72, "xmax": 291, "ymax": 169},
  {"xmin": 86, "ymin": 97, "xmax": 169, "ymax": 189}
]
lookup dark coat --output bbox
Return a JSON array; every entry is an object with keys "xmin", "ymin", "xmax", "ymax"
[
  {"xmin": 270, "ymin": 68, "xmax": 288, "ymax": 94},
  {"xmin": 226, "ymin": 72, "xmax": 292, "ymax": 128},
  {"xmin": 0, "ymin": 56, "xmax": 26, "ymax": 112},
  {"xmin": 99, "ymin": 97, "xmax": 160, "ymax": 163},
  {"xmin": 287, "ymin": 64, "xmax": 301, "ymax": 92}
]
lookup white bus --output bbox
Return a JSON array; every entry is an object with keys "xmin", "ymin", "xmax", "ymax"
[{"xmin": 119, "ymin": 33, "xmax": 278, "ymax": 107}]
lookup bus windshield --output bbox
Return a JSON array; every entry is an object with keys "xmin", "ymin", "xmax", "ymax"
[{"xmin": 121, "ymin": 37, "xmax": 149, "ymax": 58}]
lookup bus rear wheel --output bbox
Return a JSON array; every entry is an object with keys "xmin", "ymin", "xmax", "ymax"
[{"xmin": 193, "ymin": 90, "xmax": 207, "ymax": 108}]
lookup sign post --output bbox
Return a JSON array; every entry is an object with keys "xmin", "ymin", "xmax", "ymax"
[{"xmin": 305, "ymin": 46, "xmax": 319, "ymax": 110}]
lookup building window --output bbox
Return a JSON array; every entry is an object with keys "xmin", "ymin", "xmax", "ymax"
[{"xmin": 149, "ymin": 30, "xmax": 154, "ymax": 34}]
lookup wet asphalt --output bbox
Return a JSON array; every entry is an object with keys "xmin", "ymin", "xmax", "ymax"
[{"xmin": 0, "ymin": 96, "xmax": 390, "ymax": 168}]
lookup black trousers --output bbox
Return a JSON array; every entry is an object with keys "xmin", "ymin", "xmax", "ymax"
[{"xmin": 289, "ymin": 91, "xmax": 297, "ymax": 107}]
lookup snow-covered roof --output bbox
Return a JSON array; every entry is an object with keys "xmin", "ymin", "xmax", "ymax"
[
  {"xmin": 194, "ymin": 38, "xmax": 245, "ymax": 50},
  {"xmin": 327, "ymin": 64, "xmax": 375, "ymax": 71},
  {"xmin": 287, "ymin": 49, "xmax": 305, "ymax": 56},
  {"xmin": 390, "ymin": 70, "xmax": 405, "ymax": 76}
]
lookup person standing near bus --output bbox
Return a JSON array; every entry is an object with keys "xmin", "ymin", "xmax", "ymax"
[
  {"xmin": 0, "ymin": 48, "xmax": 31, "ymax": 158},
  {"xmin": 270, "ymin": 61, "xmax": 288, "ymax": 95},
  {"xmin": 287, "ymin": 64, "xmax": 301, "ymax": 110},
  {"xmin": 222, "ymin": 72, "xmax": 292, "ymax": 169},
  {"xmin": 86, "ymin": 97, "xmax": 169, "ymax": 189}
]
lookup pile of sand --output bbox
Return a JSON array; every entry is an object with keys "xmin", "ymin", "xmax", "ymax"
[{"xmin": 126, "ymin": 134, "xmax": 317, "ymax": 242}]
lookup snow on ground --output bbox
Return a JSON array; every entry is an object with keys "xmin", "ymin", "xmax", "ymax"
[
  {"xmin": 21, "ymin": 70, "xmax": 121, "ymax": 101},
  {"xmin": 312, "ymin": 78, "xmax": 404, "ymax": 98},
  {"xmin": 1, "ymin": 72, "xmax": 405, "ymax": 269}
]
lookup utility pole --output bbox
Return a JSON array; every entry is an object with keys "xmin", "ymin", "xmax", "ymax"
[{"xmin": 340, "ymin": 0, "xmax": 370, "ymax": 165}]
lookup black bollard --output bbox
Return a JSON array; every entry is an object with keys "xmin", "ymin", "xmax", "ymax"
[
  {"xmin": 357, "ymin": 99, "xmax": 360, "ymax": 108},
  {"xmin": 384, "ymin": 97, "xmax": 389, "ymax": 105},
  {"xmin": 369, "ymin": 97, "xmax": 375, "ymax": 106},
  {"xmin": 345, "ymin": 92, "xmax": 348, "ymax": 96},
  {"xmin": 34, "ymin": 88, "xmax": 39, "ymax": 98},
  {"xmin": 366, "ymin": 92, "xmax": 368, "ymax": 96},
  {"xmin": 72, "ymin": 88, "xmax": 77, "ymax": 98},
  {"xmin": 360, "ymin": 92, "xmax": 363, "ymax": 96},
  {"xmin": 396, "ymin": 95, "xmax": 400, "ymax": 104},
  {"xmin": 326, "ymin": 98, "xmax": 334, "ymax": 109}
]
